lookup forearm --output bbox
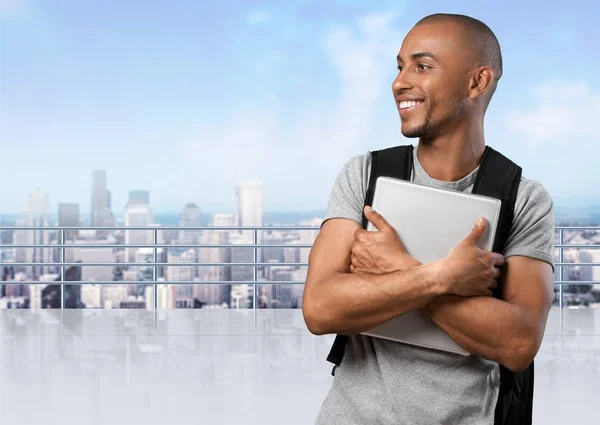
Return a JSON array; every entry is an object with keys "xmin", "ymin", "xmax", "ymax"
[
  {"xmin": 425, "ymin": 295, "xmax": 539, "ymax": 370},
  {"xmin": 305, "ymin": 262, "xmax": 447, "ymax": 335}
]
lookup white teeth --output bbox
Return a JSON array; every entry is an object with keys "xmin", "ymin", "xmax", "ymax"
[{"xmin": 399, "ymin": 100, "xmax": 423, "ymax": 109}]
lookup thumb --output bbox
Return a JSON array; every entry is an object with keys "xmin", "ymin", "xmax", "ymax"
[
  {"xmin": 364, "ymin": 206, "xmax": 391, "ymax": 232},
  {"xmin": 464, "ymin": 217, "xmax": 487, "ymax": 245}
]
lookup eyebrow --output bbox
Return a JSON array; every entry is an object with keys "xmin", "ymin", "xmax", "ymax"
[{"xmin": 397, "ymin": 52, "xmax": 438, "ymax": 62}]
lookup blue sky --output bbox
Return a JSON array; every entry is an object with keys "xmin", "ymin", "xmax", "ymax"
[{"xmin": 1, "ymin": 0, "xmax": 599, "ymax": 214}]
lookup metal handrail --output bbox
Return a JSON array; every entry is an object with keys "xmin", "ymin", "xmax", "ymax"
[
  {"xmin": 2, "ymin": 244, "xmax": 314, "ymax": 248},
  {"xmin": 1, "ymin": 261, "xmax": 596, "ymax": 267},
  {"xmin": 1, "ymin": 225, "xmax": 599, "ymax": 311},
  {"xmin": 4, "ymin": 262, "xmax": 307, "ymax": 267},
  {"xmin": 0, "ymin": 225, "xmax": 321, "ymax": 231},
  {"xmin": 2, "ymin": 280, "xmax": 307, "ymax": 286}
]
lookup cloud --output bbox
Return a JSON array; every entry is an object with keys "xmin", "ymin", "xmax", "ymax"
[
  {"xmin": 506, "ymin": 81, "xmax": 600, "ymax": 145},
  {"xmin": 174, "ymin": 10, "xmax": 407, "ymax": 210},
  {"xmin": 323, "ymin": 10, "xmax": 404, "ymax": 153},
  {"xmin": 247, "ymin": 10, "xmax": 271, "ymax": 25}
]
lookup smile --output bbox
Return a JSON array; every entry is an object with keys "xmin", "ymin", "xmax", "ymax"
[
  {"xmin": 398, "ymin": 100, "xmax": 423, "ymax": 116},
  {"xmin": 398, "ymin": 100, "xmax": 423, "ymax": 110}
]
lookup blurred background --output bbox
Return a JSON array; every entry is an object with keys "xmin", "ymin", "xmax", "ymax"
[{"xmin": 0, "ymin": 1, "xmax": 599, "ymax": 424}]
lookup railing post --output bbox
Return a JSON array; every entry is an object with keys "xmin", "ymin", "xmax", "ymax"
[
  {"xmin": 559, "ymin": 230, "xmax": 564, "ymax": 309},
  {"xmin": 60, "ymin": 229, "xmax": 65, "ymax": 310},
  {"xmin": 559, "ymin": 229, "xmax": 564, "ymax": 333},
  {"xmin": 153, "ymin": 229, "xmax": 158, "ymax": 310},
  {"xmin": 253, "ymin": 229, "xmax": 258, "ymax": 331}
]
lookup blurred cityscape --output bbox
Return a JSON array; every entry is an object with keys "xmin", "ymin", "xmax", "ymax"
[
  {"xmin": 0, "ymin": 169, "xmax": 598, "ymax": 310},
  {"xmin": 0, "ymin": 169, "xmax": 321, "ymax": 310}
]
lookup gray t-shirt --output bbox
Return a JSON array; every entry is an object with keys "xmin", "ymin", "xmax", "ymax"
[{"xmin": 315, "ymin": 146, "xmax": 555, "ymax": 425}]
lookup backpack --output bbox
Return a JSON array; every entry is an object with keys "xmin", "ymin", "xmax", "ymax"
[{"xmin": 325, "ymin": 144, "xmax": 534, "ymax": 425}]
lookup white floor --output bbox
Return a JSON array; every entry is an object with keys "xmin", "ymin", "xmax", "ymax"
[{"xmin": 1, "ymin": 308, "xmax": 599, "ymax": 425}]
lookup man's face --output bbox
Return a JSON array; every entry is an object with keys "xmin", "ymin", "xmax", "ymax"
[{"xmin": 393, "ymin": 22, "xmax": 475, "ymax": 139}]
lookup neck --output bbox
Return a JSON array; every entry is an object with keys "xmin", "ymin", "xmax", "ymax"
[{"xmin": 416, "ymin": 120, "xmax": 486, "ymax": 182}]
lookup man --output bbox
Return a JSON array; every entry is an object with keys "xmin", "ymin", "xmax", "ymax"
[{"xmin": 302, "ymin": 13, "xmax": 555, "ymax": 425}]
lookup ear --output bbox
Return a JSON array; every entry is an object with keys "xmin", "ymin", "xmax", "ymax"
[{"xmin": 468, "ymin": 66, "xmax": 495, "ymax": 100}]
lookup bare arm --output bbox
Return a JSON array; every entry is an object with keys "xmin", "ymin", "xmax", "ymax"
[
  {"xmin": 302, "ymin": 218, "xmax": 447, "ymax": 335},
  {"xmin": 423, "ymin": 256, "xmax": 554, "ymax": 371}
]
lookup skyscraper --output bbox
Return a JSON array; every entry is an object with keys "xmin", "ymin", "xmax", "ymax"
[
  {"xmin": 91, "ymin": 170, "xmax": 108, "ymax": 225},
  {"xmin": 128, "ymin": 190, "xmax": 150, "ymax": 206},
  {"xmin": 178, "ymin": 203, "xmax": 202, "ymax": 246},
  {"xmin": 58, "ymin": 203, "xmax": 80, "ymax": 240},
  {"xmin": 21, "ymin": 188, "xmax": 51, "ymax": 279},
  {"xmin": 236, "ymin": 181, "xmax": 264, "ymax": 270},
  {"xmin": 236, "ymin": 181, "xmax": 263, "ymax": 229},
  {"xmin": 91, "ymin": 170, "xmax": 115, "ymax": 235},
  {"xmin": 124, "ymin": 203, "xmax": 153, "ymax": 263},
  {"xmin": 194, "ymin": 213, "xmax": 234, "ymax": 306}
]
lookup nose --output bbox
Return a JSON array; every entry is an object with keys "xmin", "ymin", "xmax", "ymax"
[{"xmin": 392, "ymin": 69, "xmax": 412, "ymax": 94}]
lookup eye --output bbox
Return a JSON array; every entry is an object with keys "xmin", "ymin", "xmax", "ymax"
[
  {"xmin": 417, "ymin": 64, "xmax": 431, "ymax": 71},
  {"xmin": 397, "ymin": 65, "xmax": 403, "ymax": 72}
]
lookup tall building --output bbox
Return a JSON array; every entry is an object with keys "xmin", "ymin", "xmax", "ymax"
[
  {"xmin": 91, "ymin": 170, "xmax": 115, "ymax": 235},
  {"xmin": 91, "ymin": 170, "xmax": 108, "ymax": 224},
  {"xmin": 178, "ymin": 203, "xmax": 202, "ymax": 246},
  {"xmin": 236, "ymin": 181, "xmax": 263, "ymax": 229},
  {"xmin": 167, "ymin": 249, "xmax": 196, "ymax": 307},
  {"xmin": 229, "ymin": 232, "xmax": 255, "ymax": 308},
  {"xmin": 91, "ymin": 170, "xmax": 107, "ymax": 225},
  {"xmin": 269, "ymin": 267, "xmax": 294, "ymax": 308},
  {"xmin": 58, "ymin": 203, "xmax": 80, "ymax": 240},
  {"xmin": 236, "ymin": 181, "xmax": 264, "ymax": 272},
  {"xmin": 124, "ymin": 203, "xmax": 153, "ymax": 263},
  {"xmin": 128, "ymin": 190, "xmax": 150, "ymax": 205},
  {"xmin": 579, "ymin": 251, "xmax": 594, "ymax": 282},
  {"xmin": 194, "ymin": 213, "xmax": 234, "ymax": 306},
  {"xmin": 13, "ymin": 218, "xmax": 28, "ymax": 277},
  {"xmin": 17, "ymin": 188, "xmax": 52, "ymax": 279}
]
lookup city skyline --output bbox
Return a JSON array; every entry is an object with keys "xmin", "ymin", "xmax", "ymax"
[{"xmin": 1, "ymin": 1, "xmax": 599, "ymax": 214}]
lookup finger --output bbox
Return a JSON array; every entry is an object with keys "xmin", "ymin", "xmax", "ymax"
[
  {"xmin": 364, "ymin": 206, "xmax": 393, "ymax": 232},
  {"xmin": 493, "ymin": 253, "xmax": 505, "ymax": 267},
  {"xmin": 493, "ymin": 268, "xmax": 501, "ymax": 279},
  {"xmin": 351, "ymin": 240, "xmax": 359, "ymax": 255},
  {"xmin": 354, "ymin": 228, "xmax": 364, "ymax": 241},
  {"xmin": 349, "ymin": 264, "xmax": 355, "ymax": 273},
  {"xmin": 463, "ymin": 217, "xmax": 487, "ymax": 246}
]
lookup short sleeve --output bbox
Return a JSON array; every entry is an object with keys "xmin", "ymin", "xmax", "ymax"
[
  {"xmin": 322, "ymin": 154, "xmax": 370, "ymax": 226},
  {"xmin": 502, "ymin": 178, "xmax": 555, "ymax": 271}
]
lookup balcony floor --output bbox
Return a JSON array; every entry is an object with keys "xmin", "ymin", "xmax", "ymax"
[{"xmin": 1, "ymin": 307, "xmax": 599, "ymax": 425}]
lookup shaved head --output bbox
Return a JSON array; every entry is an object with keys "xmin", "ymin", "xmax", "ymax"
[
  {"xmin": 392, "ymin": 13, "xmax": 504, "ymax": 140},
  {"xmin": 415, "ymin": 13, "xmax": 503, "ymax": 107}
]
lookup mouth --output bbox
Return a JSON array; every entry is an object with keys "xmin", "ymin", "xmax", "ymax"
[{"xmin": 398, "ymin": 100, "xmax": 424, "ymax": 116}]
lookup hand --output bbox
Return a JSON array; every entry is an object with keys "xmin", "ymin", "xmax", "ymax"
[
  {"xmin": 438, "ymin": 217, "xmax": 504, "ymax": 297},
  {"xmin": 350, "ymin": 206, "xmax": 421, "ymax": 275}
]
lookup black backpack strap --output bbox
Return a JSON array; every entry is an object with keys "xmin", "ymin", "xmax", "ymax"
[
  {"xmin": 471, "ymin": 146, "xmax": 522, "ymax": 256},
  {"xmin": 471, "ymin": 147, "xmax": 532, "ymax": 425},
  {"xmin": 326, "ymin": 145, "xmax": 414, "ymax": 375},
  {"xmin": 362, "ymin": 145, "xmax": 414, "ymax": 227}
]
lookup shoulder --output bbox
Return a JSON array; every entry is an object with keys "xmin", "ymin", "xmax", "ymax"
[
  {"xmin": 334, "ymin": 152, "xmax": 372, "ymax": 191},
  {"xmin": 514, "ymin": 176, "xmax": 554, "ymax": 215},
  {"xmin": 323, "ymin": 152, "xmax": 372, "ymax": 225},
  {"xmin": 504, "ymin": 176, "xmax": 555, "ymax": 268}
]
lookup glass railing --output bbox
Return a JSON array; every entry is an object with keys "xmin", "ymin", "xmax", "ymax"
[{"xmin": 0, "ymin": 225, "xmax": 598, "ymax": 310}]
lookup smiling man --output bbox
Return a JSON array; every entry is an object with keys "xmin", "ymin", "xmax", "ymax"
[{"xmin": 302, "ymin": 13, "xmax": 555, "ymax": 425}]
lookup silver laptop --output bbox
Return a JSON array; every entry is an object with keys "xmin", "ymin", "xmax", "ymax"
[{"xmin": 361, "ymin": 176, "xmax": 501, "ymax": 356}]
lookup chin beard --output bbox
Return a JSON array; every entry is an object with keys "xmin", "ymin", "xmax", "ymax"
[{"xmin": 401, "ymin": 124, "xmax": 426, "ymax": 139}]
